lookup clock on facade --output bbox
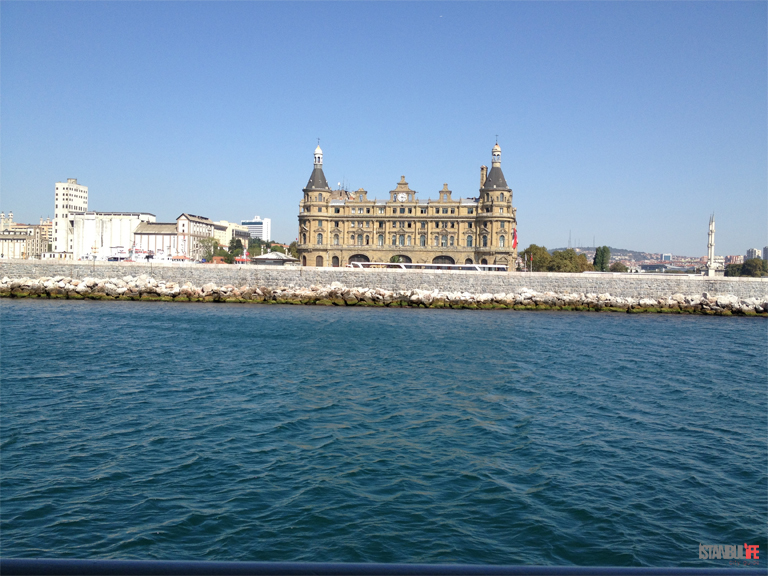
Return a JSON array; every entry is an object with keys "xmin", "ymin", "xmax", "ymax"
[{"xmin": 397, "ymin": 193, "xmax": 407, "ymax": 202}]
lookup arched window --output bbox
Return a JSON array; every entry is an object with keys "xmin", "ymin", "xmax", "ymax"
[
  {"xmin": 301, "ymin": 255, "xmax": 307, "ymax": 266},
  {"xmin": 317, "ymin": 233, "xmax": 323, "ymax": 245},
  {"xmin": 406, "ymin": 235, "xmax": 411, "ymax": 246},
  {"xmin": 334, "ymin": 234, "xmax": 339, "ymax": 246},
  {"xmin": 317, "ymin": 194, "xmax": 322, "ymax": 202},
  {"xmin": 482, "ymin": 235, "xmax": 488, "ymax": 247},
  {"xmin": 467, "ymin": 235, "xmax": 473, "ymax": 247},
  {"xmin": 499, "ymin": 235, "xmax": 505, "ymax": 247},
  {"xmin": 392, "ymin": 235, "xmax": 397, "ymax": 246},
  {"xmin": 357, "ymin": 234, "xmax": 363, "ymax": 246},
  {"xmin": 465, "ymin": 258, "xmax": 473, "ymax": 264},
  {"xmin": 441, "ymin": 236, "xmax": 447, "ymax": 247},
  {"xmin": 365, "ymin": 235, "xmax": 370, "ymax": 245},
  {"xmin": 332, "ymin": 256, "xmax": 340, "ymax": 267},
  {"xmin": 449, "ymin": 236, "xmax": 454, "ymax": 246},
  {"xmin": 434, "ymin": 236, "xmax": 439, "ymax": 246},
  {"xmin": 399, "ymin": 234, "xmax": 405, "ymax": 246},
  {"xmin": 481, "ymin": 258, "xmax": 488, "ymax": 265},
  {"xmin": 302, "ymin": 233, "xmax": 307, "ymax": 244},
  {"xmin": 378, "ymin": 235, "xmax": 384, "ymax": 246},
  {"xmin": 420, "ymin": 235, "xmax": 426, "ymax": 246},
  {"xmin": 316, "ymin": 255, "xmax": 323, "ymax": 267}
]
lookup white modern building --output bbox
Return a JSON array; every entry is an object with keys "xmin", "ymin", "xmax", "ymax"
[
  {"xmin": 71, "ymin": 211, "xmax": 155, "ymax": 260},
  {"xmin": 746, "ymin": 248, "xmax": 762, "ymax": 260},
  {"xmin": 241, "ymin": 215, "xmax": 271, "ymax": 241},
  {"xmin": 54, "ymin": 178, "xmax": 88, "ymax": 255}
]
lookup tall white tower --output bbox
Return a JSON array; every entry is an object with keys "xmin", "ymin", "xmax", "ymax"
[
  {"xmin": 706, "ymin": 214, "xmax": 716, "ymax": 276},
  {"xmin": 54, "ymin": 178, "xmax": 88, "ymax": 254}
]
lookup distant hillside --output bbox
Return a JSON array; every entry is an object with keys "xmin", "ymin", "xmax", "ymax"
[{"xmin": 549, "ymin": 247, "xmax": 661, "ymax": 261}]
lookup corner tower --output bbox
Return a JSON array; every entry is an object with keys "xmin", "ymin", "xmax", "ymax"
[
  {"xmin": 304, "ymin": 145, "xmax": 330, "ymax": 192},
  {"xmin": 476, "ymin": 142, "xmax": 517, "ymax": 267}
]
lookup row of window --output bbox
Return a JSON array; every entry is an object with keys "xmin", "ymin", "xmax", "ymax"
[
  {"xmin": 308, "ymin": 220, "xmax": 506, "ymax": 231},
  {"xmin": 303, "ymin": 233, "xmax": 507, "ymax": 248}
]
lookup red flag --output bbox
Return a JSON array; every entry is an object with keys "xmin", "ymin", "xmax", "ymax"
[{"xmin": 512, "ymin": 228, "xmax": 518, "ymax": 249}]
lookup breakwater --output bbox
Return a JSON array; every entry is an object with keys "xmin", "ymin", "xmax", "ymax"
[{"xmin": 2, "ymin": 271, "xmax": 767, "ymax": 315}]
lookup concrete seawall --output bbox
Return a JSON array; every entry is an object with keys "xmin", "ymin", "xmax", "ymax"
[{"xmin": 1, "ymin": 260, "xmax": 767, "ymax": 299}]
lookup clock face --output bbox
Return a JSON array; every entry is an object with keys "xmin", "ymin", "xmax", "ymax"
[{"xmin": 397, "ymin": 193, "xmax": 407, "ymax": 202}]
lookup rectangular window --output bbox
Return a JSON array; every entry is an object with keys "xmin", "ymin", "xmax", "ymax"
[
  {"xmin": 378, "ymin": 207, "xmax": 385, "ymax": 214},
  {"xmin": 420, "ymin": 208, "xmax": 427, "ymax": 214},
  {"xmin": 379, "ymin": 221, "xmax": 384, "ymax": 228},
  {"xmin": 468, "ymin": 208, "xmax": 474, "ymax": 214},
  {"xmin": 500, "ymin": 221, "xmax": 505, "ymax": 228},
  {"xmin": 450, "ymin": 208, "xmax": 455, "ymax": 214},
  {"xmin": 334, "ymin": 208, "xmax": 340, "ymax": 214},
  {"xmin": 366, "ymin": 208, "xmax": 371, "ymax": 214},
  {"xmin": 420, "ymin": 222, "xmax": 426, "ymax": 229},
  {"xmin": 407, "ymin": 208, "xmax": 412, "ymax": 214},
  {"xmin": 442, "ymin": 208, "xmax": 448, "ymax": 214},
  {"xmin": 399, "ymin": 208, "xmax": 405, "ymax": 214}
]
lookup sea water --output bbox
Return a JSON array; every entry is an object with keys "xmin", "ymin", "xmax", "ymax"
[{"xmin": 1, "ymin": 300, "xmax": 765, "ymax": 566}]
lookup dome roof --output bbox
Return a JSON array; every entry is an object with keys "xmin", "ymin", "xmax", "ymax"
[
  {"xmin": 492, "ymin": 143, "xmax": 501, "ymax": 153},
  {"xmin": 315, "ymin": 145, "xmax": 323, "ymax": 154}
]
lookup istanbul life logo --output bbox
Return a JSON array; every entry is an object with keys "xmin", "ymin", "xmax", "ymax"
[{"xmin": 700, "ymin": 543, "xmax": 759, "ymax": 564}]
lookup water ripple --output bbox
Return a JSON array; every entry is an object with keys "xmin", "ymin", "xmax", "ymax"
[{"xmin": 1, "ymin": 300, "xmax": 766, "ymax": 566}]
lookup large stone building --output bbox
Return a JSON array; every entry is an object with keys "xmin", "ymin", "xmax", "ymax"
[{"xmin": 297, "ymin": 143, "xmax": 518, "ymax": 268}]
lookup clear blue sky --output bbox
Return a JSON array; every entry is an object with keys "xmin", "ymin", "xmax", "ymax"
[{"xmin": 2, "ymin": 1, "xmax": 766, "ymax": 256}]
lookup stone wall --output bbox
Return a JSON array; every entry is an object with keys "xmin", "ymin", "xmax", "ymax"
[{"xmin": 2, "ymin": 259, "xmax": 767, "ymax": 299}]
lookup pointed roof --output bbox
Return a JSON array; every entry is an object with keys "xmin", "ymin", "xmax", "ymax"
[
  {"xmin": 481, "ymin": 165, "xmax": 508, "ymax": 190},
  {"xmin": 305, "ymin": 166, "xmax": 330, "ymax": 191}
]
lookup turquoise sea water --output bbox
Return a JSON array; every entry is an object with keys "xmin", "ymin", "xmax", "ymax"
[{"xmin": 1, "ymin": 300, "xmax": 766, "ymax": 566}]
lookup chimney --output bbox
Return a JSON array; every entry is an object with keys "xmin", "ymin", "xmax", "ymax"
[{"xmin": 480, "ymin": 165, "xmax": 487, "ymax": 188}]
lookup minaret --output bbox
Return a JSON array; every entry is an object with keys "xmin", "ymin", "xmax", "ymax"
[{"xmin": 706, "ymin": 214, "xmax": 716, "ymax": 276}]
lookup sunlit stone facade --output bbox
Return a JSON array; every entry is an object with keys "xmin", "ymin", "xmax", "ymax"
[{"xmin": 297, "ymin": 144, "xmax": 518, "ymax": 268}]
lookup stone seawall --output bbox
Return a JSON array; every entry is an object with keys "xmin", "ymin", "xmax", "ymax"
[
  {"xmin": 1, "ymin": 260, "xmax": 767, "ymax": 315},
  {"xmin": 1, "ymin": 259, "xmax": 767, "ymax": 299}
]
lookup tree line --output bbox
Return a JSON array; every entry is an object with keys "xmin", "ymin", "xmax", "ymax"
[
  {"xmin": 519, "ymin": 244, "xmax": 626, "ymax": 273},
  {"xmin": 200, "ymin": 237, "xmax": 299, "ymax": 263},
  {"xmin": 725, "ymin": 258, "xmax": 768, "ymax": 278}
]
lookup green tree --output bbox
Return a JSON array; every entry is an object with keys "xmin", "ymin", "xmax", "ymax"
[
  {"xmin": 520, "ymin": 244, "xmax": 551, "ymax": 271},
  {"xmin": 199, "ymin": 237, "xmax": 219, "ymax": 262},
  {"xmin": 741, "ymin": 258, "xmax": 767, "ymax": 277},
  {"xmin": 288, "ymin": 241, "xmax": 299, "ymax": 259},
  {"xmin": 546, "ymin": 249, "xmax": 594, "ymax": 273},
  {"xmin": 724, "ymin": 263, "xmax": 742, "ymax": 277},
  {"xmin": 269, "ymin": 243, "xmax": 286, "ymax": 254},
  {"xmin": 390, "ymin": 255, "xmax": 403, "ymax": 263},
  {"xmin": 609, "ymin": 261, "xmax": 628, "ymax": 272},
  {"xmin": 228, "ymin": 238, "xmax": 243, "ymax": 253},
  {"xmin": 593, "ymin": 246, "xmax": 611, "ymax": 271}
]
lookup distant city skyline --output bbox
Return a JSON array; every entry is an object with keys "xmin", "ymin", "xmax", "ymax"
[{"xmin": 1, "ymin": 2, "xmax": 765, "ymax": 255}]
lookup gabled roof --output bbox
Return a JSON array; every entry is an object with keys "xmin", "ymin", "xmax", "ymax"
[
  {"xmin": 134, "ymin": 222, "xmax": 177, "ymax": 234},
  {"xmin": 304, "ymin": 167, "xmax": 330, "ymax": 191},
  {"xmin": 177, "ymin": 213, "xmax": 214, "ymax": 224}
]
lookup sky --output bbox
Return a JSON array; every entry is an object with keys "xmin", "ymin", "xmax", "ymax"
[{"xmin": 1, "ymin": 1, "xmax": 766, "ymax": 256}]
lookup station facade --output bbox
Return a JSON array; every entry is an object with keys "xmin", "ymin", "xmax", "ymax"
[{"xmin": 297, "ymin": 143, "xmax": 518, "ymax": 268}]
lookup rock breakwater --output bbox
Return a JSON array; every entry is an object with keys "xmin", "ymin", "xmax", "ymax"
[{"xmin": 2, "ymin": 275, "xmax": 766, "ymax": 315}]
